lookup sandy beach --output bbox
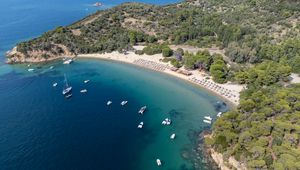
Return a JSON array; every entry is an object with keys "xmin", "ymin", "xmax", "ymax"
[{"xmin": 77, "ymin": 47, "xmax": 245, "ymax": 106}]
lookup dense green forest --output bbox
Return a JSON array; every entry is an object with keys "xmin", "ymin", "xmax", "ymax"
[
  {"xmin": 207, "ymin": 84, "xmax": 300, "ymax": 169},
  {"xmin": 7, "ymin": 0, "xmax": 300, "ymax": 169}
]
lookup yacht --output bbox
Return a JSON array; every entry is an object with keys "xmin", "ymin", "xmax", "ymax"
[
  {"xmin": 137, "ymin": 122, "xmax": 144, "ymax": 129},
  {"xmin": 203, "ymin": 119, "xmax": 212, "ymax": 124},
  {"xmin": 62, "ymin": 74, "xmax": 72, "ymax": 95},
  {"xmin": 28, "ymin": 68, "xmax": 34, "ymax": 72},
  {"xmin": 121, "ymin": 101, "xmax": 128, "ymax": 106},
  {"xmin": 204, "ymin": 116, "xmax": 212, "ymax": 121},
  {"xmin": 63, "ymin": 59, "xmax": 73, "ymax": 65},
  {"xmin": 170, "ymin": 133, "xmax": 176, "ymax": 139},
  {"xmin": 80, "ymin": 89, "xmax": 87, "ymax": 93},
  {"xmin": 53, "ymin": 82, "xmax": 58, "ymax": 87},
  {"xmin": 84, "ymin": 80, "xmax": 90, "ymax": 84},
  {"xmin": 156, "ymin": 159, "xmax": 162, "ymax": 166},
  {"xmin": 138, "ymin": 106, "xmax": 147, "ymax": 114},
  {"xmin": 107, "ymin": 101, "xmax": 112, "ymax": 106}
]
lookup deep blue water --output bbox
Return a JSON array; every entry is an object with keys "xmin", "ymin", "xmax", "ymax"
[{"xmin": 0, "ymin": 0, "xmax": 228, "ymax": 169}]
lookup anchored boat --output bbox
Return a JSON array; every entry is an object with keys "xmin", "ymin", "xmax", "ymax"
[
  {"xmin": 121, "ymin": 101, "xmax": 128, "ymax": 106},
  {"xmin": 137, "ymin": 122, "xmax": 144, "ymax": 129},
  {"xmin": 107, "ymin": 101, "xmax": 112, "ymax": 106},
  {"xmin": 62, "ymin": 74, "xmax": 72, "ymax": 95},
  {"xmin": 138, "ymin": 106, "xmax": 147, "ymax": 114}
]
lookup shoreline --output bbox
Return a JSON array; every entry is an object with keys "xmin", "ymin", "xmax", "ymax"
[{"xmin": 77, "ymin": 49, "xmax": 244, "ymax": 106}]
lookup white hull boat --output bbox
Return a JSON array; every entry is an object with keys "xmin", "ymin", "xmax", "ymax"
[
  {"xmin": 65, "ymin": 94, "xmax": 72, "ymax": 98},
  {"xmin": 156, "ymin": 159, "xmax": 162, "ymax": 166},
  {"xmin": 80, "ymin": 89, "xmax": 87, "ymax": 93},
  {"xmin": 138, "ymin": 106, "xmax": 147, "ymax": 114},
  {"xmin": 137, "ymin": 122, "xmax": 144, "ymax": 129},
  {"xmin": 203, "ymin": 119, "xmax": 211, "ymax": 124},
  {"xmin": 121, "ymin": 101, "xmax": 128, "ymax": 106},
  {"xmin": 63, "ymin": 59, "xmax": 73, "ymax": 64},
  {"xmin": 107, "ymin": 101, "xmax": 112, "ymax": 106},
  {"xmin": 204, "ymin": 116, "xmax": 212, "ymax": 121}
]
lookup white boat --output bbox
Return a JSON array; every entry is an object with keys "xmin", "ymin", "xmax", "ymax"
[
  {"xmin": 49, "ymin": 66, "xmax": 54, "ymax": 69},
  {"xmin": 84, "ymin": 80, "xmax": 90, "ymax": 84},
  {"xmin": 137, "ymin": 122, "xmax": 144, "ymax": 129},
  {"xmin": 204, "ymin": 116, "xmax": 212, "ymax": 121},
  {"xmin": 170, "ymin": 133, "xmax": 176, "ymax": 139},
  {"xmin": 63, "ymin": 59, "xmax": 73, "ymax": 65},
  {"xmin": 203, "ymin": 119, "xmax": 211, "ymax": 124},
  {"xmin": 138, "ymin": 106, "xmax": 147, "ymax": 114},
  {"xmin": 62, "ymin": 74, "xmax": 72, "ymax": 95},
  {"xmin": 217, "ymin": 112, "xmax": 222, "ymax": 117},
  {"xmin": 162, "ymin": 118, "xmax": 171, "ymax": 125},
  {"xmin": 28, "ymin": 68, "xmax": 34, "ymax": 72},
  {"xmin": 65, "ymin": 94, "xmax": 72, "ymax": 99},
  {"xmin": 107, "ymin": 101, "xmax": 112, "ymax": 106},
  {"xmin": 63, "ymin": 87, "xmax": 72, "ymax": 95},
  {"xmin": 156, "ymin": 159, "xmax": 162, "ymax": 166},
  {"xmin": 121, "ymin": 101, "xmax": 128, "ymax": 106},
  {"xmin": 27, "ymin": 64, "xmax": 31, "ymax": 67},
  {"xmin": 80, "ymin": 89, "xmax": 87, "ymax": 93},
  {"xmin": 53, "ymin": 82, "xmax": 58, "ymax": 87},
  {"xmin": 93, "ymin": 2, "xmax": 102, "ymax": 7}
]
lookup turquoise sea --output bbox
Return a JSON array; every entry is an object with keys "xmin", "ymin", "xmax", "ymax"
[{"xmin": 0, "ymin": 0, "xmax": 228, "ymax": 169}]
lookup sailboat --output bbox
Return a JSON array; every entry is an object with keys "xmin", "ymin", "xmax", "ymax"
[{"xmin": 62, "ymin": 74, "xmax": 72, "ymax": 95}]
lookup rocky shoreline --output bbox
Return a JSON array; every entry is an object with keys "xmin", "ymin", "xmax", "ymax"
[
  {"xmin": 6, "ymin": 45, "xmax": 74, "ymax": 64},
  {"xmin": 202, "ymin": 132, "xmax": 247, "ymax": 170}
]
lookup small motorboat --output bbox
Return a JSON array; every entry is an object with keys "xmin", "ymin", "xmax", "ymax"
[
  {"xmin": 138, "ymin": 106, "xmax": 147, "ymax": 114},
  {"xmin": 49, "ymin": 66, "xmax": 54, "ymax": 69},
  {"xmin": 137, "ymin": 122, "xmax": 144, "ymax": 129},
  {"xmin": 162, "ymin": 118, "xmax": 171, "ymax": 125},
  {"xmin": 121, "ymin": 101, "xmax": 128, "ymax": 106},
  {"xmin": 170, "ymin": 133, "xmax": 176, "ymax": 140},
  {"xmin": 156, "ymin": 159, "xmax": 162, "ymax": 166},
  {"xmin": 28, "ymin": 68, "xmax": 34, "ymax": 72},
  {"xmin": 80, "ymin": 89, "xmax": 87, "ymax": 93},
  {"xmin": 63, "ymin": 59, "xmax": 73, "ymax": 65},
  {"xmin": 203, "ymin": 119, "xmax": 211, "ymax": 124},
  {"xmin": 107, "ymin": 101, "xmax": 112, "ymax": 106},
  {"xmin": 204, "ymin": 116, "xmax": 212, "ymax": 121},
  {"xmin": 84, "ymin": 80, "xmax": 90, "ymax": 84},
  {"xmin": 53, "ymin": 82, "xmax": 58, "ymax": 87},
  {"xmin": 93, "ymin": 2, "xmax": 102, "ymax": 7},
  {"xmin": 217, "ymin": 112, "xmax": 222, "ymax": 117},
  {"xmin": 65, "ymin": 93, "xmax": 72, "ymax": 99}
]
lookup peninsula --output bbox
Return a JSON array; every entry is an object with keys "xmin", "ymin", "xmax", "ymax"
[{"xmin": 6, "ymin": 0, "xmax": 300, "ymax": 169}]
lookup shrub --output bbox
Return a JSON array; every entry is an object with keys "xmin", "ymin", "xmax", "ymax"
[{"xmin": 162, "ymin": 47, "xmax": 173, "ymax": 57}]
